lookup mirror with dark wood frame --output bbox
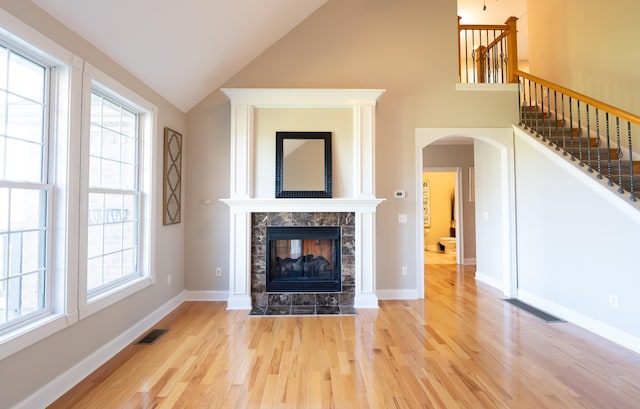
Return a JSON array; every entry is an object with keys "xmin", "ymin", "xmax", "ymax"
[{"xmin": 275, "ymin": 131, "xmax": 332, "ymax": 198}]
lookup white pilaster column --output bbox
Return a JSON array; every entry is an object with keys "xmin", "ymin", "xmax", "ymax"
[
  {"xmin": 354, "ymin": 211, "xmax": 379, "ymax": 308},
  {"xmin": 226, "ymin": 209, "xmax": 252, "ymax": 309}
]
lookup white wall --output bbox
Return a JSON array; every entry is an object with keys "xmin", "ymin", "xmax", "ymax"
[{"xmin": 513, "ymin": 126, "xmax": 640, "ymax": 351}]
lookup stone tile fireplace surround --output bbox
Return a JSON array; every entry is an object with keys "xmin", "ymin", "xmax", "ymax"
[
  {"xmin": 221, "ymin": 88, "xmax": 385, "ymax": 312},
  {"xmin": 250, "ymin": 211, "xmax": 356, "ymax": 315}
]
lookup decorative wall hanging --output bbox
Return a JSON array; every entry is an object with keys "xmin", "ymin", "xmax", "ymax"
[
  {"xmin": 163, "ymin": 127, "xmax": 182, "ymax": 225},
  {"xmin": 423, "ymin": 180, "xmax": 431, "ymax": 227}
]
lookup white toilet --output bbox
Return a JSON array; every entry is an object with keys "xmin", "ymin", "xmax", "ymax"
[{"xmin": 438, "ymin": 237, "xmax": 457, "ymax": 254}]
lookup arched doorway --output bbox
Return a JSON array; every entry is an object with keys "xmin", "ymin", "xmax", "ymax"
[{"xmin": 415, "ymin": 128, "xmax": 518, "ymax": 299}]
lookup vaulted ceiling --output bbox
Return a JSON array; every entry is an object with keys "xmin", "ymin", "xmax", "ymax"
[{"xmin": 30, "ymin": 0, "xmax": 526, "ymax": 113}]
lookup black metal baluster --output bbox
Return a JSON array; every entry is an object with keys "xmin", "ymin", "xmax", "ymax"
[
  {"xmin": 547, "ymin": 88, "xmax": 554, "ymax": 146},
  {"xmin": 615, "ymin": 117, "xmax": 624, "ymax": 193},
  {"xmin": 561, "ymin": 94, "xmax": 567, "ymax": 155},
  {"xmin": 605, "ymin": 113, "xmax": 613, "ymax": 186},
  {"xmin": 569, "ymin": 97, "xmax": 575, "ymax": 161},
  {"xmin": 500, "ymin": 37, "xmax": 505, "ymax": 83},
  {"xmin": 554, "ymin": 90, "xmax": 560, "ymax": 150},
  {"xmin": 627, "ymin": 122, "xmax": 636, "ymax": 201},
  {"xmin": 595, "ymin": 108, "xmax": 603, "ymax": 179},
  {"xmin": 533, "ymin": 82, "xmax": 539, "ymax": 135},
  {"xmin": 518, "ymin": 76, "xmax": 522, "ymax": 126},
  {"xmin": 527, "ymin": 79, "xmax": 532, "ymax": 130},
  {"xmin": 541, "ymin": 85, "xmax": 547, "ymax": 142},
  {"xmin": 577, "ymin": 101, "xmax": 583, "ymax": 166},
  {"xmin": 586, "ymin": 105, "xmax": 593, "ymax": 173}
]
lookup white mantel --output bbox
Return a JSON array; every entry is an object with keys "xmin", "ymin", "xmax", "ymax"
[{"xmin": 221, "ymin": 88, "xmax": 385, "ymax": 310}]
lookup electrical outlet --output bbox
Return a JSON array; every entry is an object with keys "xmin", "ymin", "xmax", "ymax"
[
  {"xmin": 401, "ymin": 266, "xmax": 408, "ymax": 276},
  {"xmin": 609, "ymin": 294, "xmax": 619, "ymax": 309},
  {"xmin": 167, "ymin": 274, "xmax": 172, "ymax": 286},
  {"xmin": 216, "ymin": 267, "xmax": 222, "ymax": 277}
]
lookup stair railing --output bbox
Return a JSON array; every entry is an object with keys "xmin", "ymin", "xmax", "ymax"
[
  {"xmin": 458, "ymin": 16, "xmax": 518, "ymax": 84},
  {"xmin": 516, "ymin": 70, "xmax": 640, "ymax": 202}
]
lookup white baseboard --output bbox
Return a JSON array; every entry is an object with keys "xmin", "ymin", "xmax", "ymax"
[
  {"xmin": 184, "ymin": 290, "xmax": 228, "ymax": 301},
  {"xmin": 463, "ymin": 258, "xmax": 476, "ymax": 265},
  {"xmin": 518, "ymin": 290, "xmax": 640, "ymax": 355},
  {"xmin": 474, "ymin": 271, "xmax": 503, "ymax": 291},
  {"xmin": 354, "ymin": 293, "xmax": 380, "ymax": 308},
  {"xmin": 376, "ymin": 289, "xmax": 420, "ymax": 300},
  {"xmin": 14, "ymin": 291, "xmax": 186, "ymax": 409}
]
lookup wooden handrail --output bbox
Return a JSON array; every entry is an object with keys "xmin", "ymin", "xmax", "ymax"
[
  {"xmin": 483, "ymin": 30, "xmax": 509, "ymax": 53},
  {"xmin": 459, "ymin": 23, "xmax": 509, "ymax": 31},
  {"xmin": 515, "ymin": 70, "xmax": 640, "ymax": 126}
]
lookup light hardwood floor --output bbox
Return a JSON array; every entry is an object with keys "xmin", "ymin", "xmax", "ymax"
[{"xmin": 49, "ymin": 264, "xmax": 640, "ymax": 408}]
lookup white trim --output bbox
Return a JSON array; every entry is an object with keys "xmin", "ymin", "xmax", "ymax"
[
  {"xmin": 464, "ymin": 257, "xmax": 477, "ymax": 265},
  {"xmin": 354, "ymin": 293, "xmax": 380, "ymax": 308},
  {"xmin": 220, "ymin": 198, "xmax": 384, "ymax": 212},
  {"xmin": 0, "ymin": 8, "xmax": 75, "ymax": 66},
  {"xmin": 0, "ymin": 12, "xmax": 84, "ymax": 360},
  {"xmin": 12, "ymin": 292, "xmax": 186, "ymax": 409},
  {"xmin": 518, "ymin": 290, "xmax": 640, "ymax": 355},
  {"xmin": 376, "ymin": 289, "xmax": 420, "ymax": 300},
  {"xmin": 77, "ymin": 64, "xmax": 158, "ymax": 320},
  {"xmin": 221, "ymin": 88, "xmax": 385, "ymax": 107},
  {"xmin": 474, "ymin": 271, "xmax": 504, "ymax": 291},
  {"xmin": 422, "ymin": 167, "xmax": 464, "ymax": 266},
  {"xmin": 184, "ymin": 291, "xmax": 229, "ymax": 302}
]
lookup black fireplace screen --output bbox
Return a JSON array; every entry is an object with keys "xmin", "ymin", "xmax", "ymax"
[{"xmin": 266, "ymin": 226, "xmax": 341, "ymax": 292}]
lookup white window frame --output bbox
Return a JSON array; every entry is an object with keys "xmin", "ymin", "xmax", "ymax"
[
  {"xmin": 0, "ymin": 9, "xmax": 81, "ymax": 360},
  {"xmin": 78, "ymin": 62, "xmax": 157, "ymax": 319}
]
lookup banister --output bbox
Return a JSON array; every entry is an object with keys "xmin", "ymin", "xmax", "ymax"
[
  {"xmin": 458, "ymin": 16, "xmax": 518, "ymax": 84},
  {"xmin": 515, "ymin": 70, "xmax": 640, "ymax": 125}
]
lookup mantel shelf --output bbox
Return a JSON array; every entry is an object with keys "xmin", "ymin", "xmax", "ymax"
[{"xmin": 220, "ymin": 197, "xmax": 385, "ymax": 212}]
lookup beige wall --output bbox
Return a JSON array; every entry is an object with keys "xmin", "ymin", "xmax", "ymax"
[
  {"xmin": 528, "ymin": 0, "xmax": 640, "ymax": 117},
  {"xmin": 0, "ymin": 1, "xmax": 186, "ymax": 407},
  {"xmin": 254, "ymin": 108, "xmax": 352, "ymax": 197},
  {"xmin": 186, "ymin": 0, "xmax": 514, "ymax": 293}
]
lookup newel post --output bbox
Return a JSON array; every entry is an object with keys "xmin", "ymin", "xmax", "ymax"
[
  {"xmin": 475, "ymin": 45, "xmax": 487, "ymax": 83},
  {"xmin": 505, "ymin": 16, "xmax": 519, "ymax": 83},
  {"xmin": 458, "ymin": 16, "xmax": 462, "ymax": 82}
]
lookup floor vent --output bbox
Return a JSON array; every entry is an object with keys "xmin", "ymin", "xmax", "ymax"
[
  {"xmin": 136, "ymin": 329, "xmax": 169, "ymax": 345},
  {"xmin": 504, "ymin": 299, "xmax": 566, "ymax": 323}
]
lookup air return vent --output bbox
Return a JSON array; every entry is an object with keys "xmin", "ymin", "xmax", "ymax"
[{"xmin": 136, "ymin": 329, "xmax": 169, "ymax": 345}]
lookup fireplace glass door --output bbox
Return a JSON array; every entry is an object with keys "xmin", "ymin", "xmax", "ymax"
[{"xmin": 266, "ymin": 226, "xmax": 341, "ymax": 292}]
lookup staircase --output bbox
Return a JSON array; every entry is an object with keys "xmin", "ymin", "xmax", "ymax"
[{"xmin": 517, "ymin": 72, "xmax": 640, "ymax": 202}]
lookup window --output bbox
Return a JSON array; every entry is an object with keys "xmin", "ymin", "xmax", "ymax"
[
  {"xmin": 86, "ymin": 92, "xmax": 140, "ymax": 293},
  {"xmin": 79, "ymin": 64, "xmax": 156, "ymax": 315},
  {"xmin": 0, "ymin": 11, "xmax": 157, "ymax": 358},
  {"xmin": 0, "ymin": 45, "xmax": 51, "ymax": 331}
]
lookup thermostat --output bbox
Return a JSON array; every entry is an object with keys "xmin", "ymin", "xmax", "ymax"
[{"xmin": 394, "ymin": 190, "xmax": 406, "ymax": 199}]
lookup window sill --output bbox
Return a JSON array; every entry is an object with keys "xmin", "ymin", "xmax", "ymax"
[
  {"xmin": 0, "ymin": 311, "xmax": 77, "ymax": 360},
  {"xmin": 80, "ymin": 275, "xmax": 154, "ymax": 320}
]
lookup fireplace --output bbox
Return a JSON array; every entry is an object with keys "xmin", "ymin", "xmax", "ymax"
[
  {"xmin": 266, "ymin": 226, "xmax": 341, "ymax": 292},
  {"xmin": 221, "ymin": 88, "xmax": 385, "ymax": 311}
]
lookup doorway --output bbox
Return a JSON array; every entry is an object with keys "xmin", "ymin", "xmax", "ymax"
[
  {"xmin": 415, "ymin": 128, "xmax": 518, "ymax": 300},
  {"xmin": 423, "ymin": 169, "xmax": 462, "ymax": 265}
]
